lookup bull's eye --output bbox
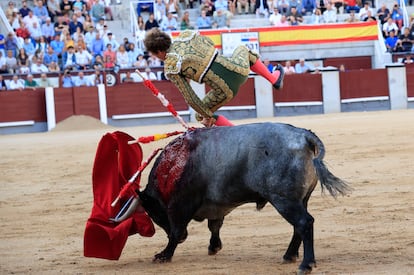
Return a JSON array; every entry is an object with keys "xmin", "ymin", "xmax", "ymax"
[{"xmin": 264, "ymin": 150, "xmax": 269, "ymax": 156}]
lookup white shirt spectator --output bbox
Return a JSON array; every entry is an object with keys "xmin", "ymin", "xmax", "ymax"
[
  {"xmin": 9, "ymin": 77, "xmax": 24, "ymax": 90},
  {"xmin": 76, "ymin": 49, "xmax": 93, "ymax": 67},
  {"xmin": 28, "ymin": 22, "xmax": 43, "ymax": 40},
  {"xmin": 23, "ymin": 13, "xmax": 41, "ymax": 29},
  {"xmin": 141, "ymin": 68, "xmax": 157, "ymax": 80},
  {"xmin": 116, "ymin": 51, "xmax": 129, "ymax": 68},
  {"xmin": 358, "ymin": 5, "xmax": 374, "ymax": 21},
  {"xmin": 269, "ymin": 11, "xmax": 282, "ymax": 25},
  {"xmin": 103, "ymin": 35, "xmax": 120, "ymax": 51},
  {"xmin": 323, "ymin": 4, "xmax": 337, "ymax": 23},
  {"xmin": 31, "ymin": 61, "xmax": 49, "ymax": 73}
]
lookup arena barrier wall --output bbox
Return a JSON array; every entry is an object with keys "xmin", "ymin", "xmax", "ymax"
[{"xmin": 0, "ymin": 65, "xmax": 412, "ymax": 134}]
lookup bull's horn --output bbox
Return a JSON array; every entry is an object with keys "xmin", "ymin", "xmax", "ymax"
[{"xmin": 109, "ymin": 197, "xmax": 140, "ymax": 223}]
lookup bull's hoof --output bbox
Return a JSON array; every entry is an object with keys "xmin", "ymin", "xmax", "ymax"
[
  {"xmin": 152, "ymin": 252, "xmax": 172, "ymax": 263},
  {"xmin": 282, "ymin": 254, "xmax": 298, "ymax": 264},
  {"xmin": 297, "ymin": 262, "xmax": 316, "ymax": 274},
  {"xmin": 208, "ymin": 244, "xmax": 222, "ymax": 255}
]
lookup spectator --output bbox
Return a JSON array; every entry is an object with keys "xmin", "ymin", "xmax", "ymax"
[
  {"xmin": 288, "ymin": 6, "xmax": 304, "ymax": 25},
  {"xmin": 0, "ymin": 75, "xmax": 6, "ymax": 91},
  {"xmin": 147, "ymin": 53, "xmax": 161, "ymax": 67},
  {"xmin": 134, "ymin": 54, "xmax": 148, "ymax": 68},
  {"xmin": 278, "ymin": 0, "xmax": 290, "ymax": 15},
  {"xmin": 62, "ymin": 70, "xmax": 74, "ymax": 88},
  {"xmin": 345, "ymin": 10, "xmax": 359, "ymax": 23},
  {"xmin": 63, "ymin": 30, "xmax": 75, "ymax": 51},
  {"xmin": 283, "ymin": 60, "xmax": 296, "ymax": 74},
  {"xmin": 69, "ymin": 14, "xmax": 84, "ymax": 35},
  {"xmin": 141, "ymin": 67, "xmax": 157, "ymax": 80},
  {"xmin": 383, "ymin": 17, "xmax": 399, "ymax": 37},
  {"xmin": 181, "ymin": 11, "xmax": 194, "ymax": 30},
  {"xmin": 154, "ymin": 0, "xmax": 167, "ymax": 23},
  {"xmin": 103, "ymin": 43, "xmax": 116, "ymax": 68},
  {"xmin": 401, "ymin": 53, "xmax": 414, "ymax": 64},
  {"xmin": 33, "ymin": 0, "xmax": 49, "ymax": 24},
  {"xmin": 255, "ymin": 0, "xmax": 270, "ymax": 17},
  {"xmin": 73, "ymin": 26, "xmax": 85, "ymax": 45},
  {"xmin": 310, "ymin": 8, "xmax": 324, "ymax": 24},
  {"xmin": 161, "ymin": 12, "xmax": 178, "ymax": 31},
  {"xmin": 9, "ymin": 75, "xmax": 24, "ymax": 91},
  {"xmin": 91, "ymin": 33, "xmax": 104, "ymax": 56},
  {"xmin": 200, "ymin": 0, "xmax": 216, "ymax": 16},
  {"xmin": 122, "ymin": 71, "xmax": 135, "ymax": 83},
  {"xmin": 302, "ymin": 0, "xmax": 316, "ymax": 15},
  {"xmin": 73, "ymin": 0, "xmax": 87, "ymax": 14},
  {"xmin": 23, "ymin": 10, "xmax": 41, "ymax": 29},
  {"xmin": 264, "ymin": 58, "xmax": 274, "ymax": 72},
  {"xmin": 54, "ymin": 16, "xmax": 68, "ymax": 36},
  {"xmin": 358, "ymin": 2, "xmax": 373, "ymax": 21},
  {"xmin": 41, "ymin": 17, "xmax": 55, "ymax": 42},
  {"xmin": 5, "ymin": 50, "xmax": 18, "ymax": 73},
  {"xmin": 31, "ymin": 57, "xmax": 49, "ymax": 73},
  {"xmin": 294, "ymin": 58, "xmax": 310, "ymax": 73},
  {"xmin": 50, "ymin": 34, "xmax": 65, "ymax": 57},
  {"xmin": 62, "ymin": 45, "xmax": 78, "ymax": 70},
  {"xmin": 116, "ymin": 45, "xmax": 129, "ymax": 68},
  {"xmin": 128, "ymin": 43, "xmax": 143, "ymax": 66},
  {"xmin": 339, "ymin": 64, "xmax": 346, "ymax": 72},
  {"xmin": 364, "ymin": 10, "xmax": 377, "ymax": 22},
  {"xmin": 92, "ymin": 54, "xmax": 104, "ymax": 70},
  {"xmin": 237, "ymin": 0, "xmax": 250, "ymax": 14},
  {"xmin": 28, "ymin": 21, "xmax": 43, "ymax": 42},
  {"xmin": 76, "ymin": 46, "xmax": 93, "ymax": 69},
  {"xmin": 95, "ymin": 19, "xmax": 105, "ymax": 37},
  {"xmin": 197, "ymin": 10, "xmax": 213, "ymax": 29},
  {"xmin": 47, "ymin": 0, "xmax": 62, "ymax": 22},
  {"xmin": 83, "ymin": 14, "xmax": 94, "ymax": 31},
  {"xmin": 0, "ymin": 51, "xmax": 7, "ymax": 74},
  {"xmin": 25, "ymin": 74, "xmax": 38, "ymax": 90},
  {"xmin": 377, "ymin": 3, "xmax": 390, "ymax": 25},
  {"xmin": 17, "ymin": 48, "xmax": 30, "ymax": 68},
  {"xmin": 20, "ymin": 0, "xmax": 32, "ymax": 18},
  {"xmin": 123, "ymin": 38, "xmax": 132, "ymax": 52},
  {"xmin": 166, "ymin": 0, "xmax": 180, "ymax": 17},
  {"xmin": 38, "ymin": 73, "xmax": 52, "ymax": 88},
  {"xmin": 60, "ymin": 0, "xmax": 73, "ymax": 16},
  {"xmin": 74, "ymin": 71, "xmax": 90, "ymax": 87},
  {"xmin": 323, "ymin": 3, "xmax": 337, "ymax": 23},
  {"xmin": 213, "ymin": 9, "xmax": 230, "ymax": 28},
  {"xmin": 91, "ymin": 0, "xmax": 105, "ymax": 23},
  {"xmin": 269, "ymin": 8, "xmax": 282, "ymax": 25},
  {"xmin": 145, "ymin": 13, "xmax": 160, "ymax": 31},
  {"xmin": 275, "ymin": 14, "xmax": 290, "ymax": 26},
  {"xmin": 5, "ymin": 32, "xmax": 19, "ymax": 57},
  {"xmin": 396, "ymin": 27, "xmax": 414, "ymax": 52},
  {"xmin": 48, "ymin": 61, "xmax": 60, "ymax": 72},
  {"xmin": 103, "ymin": 32, "xmax": 120, "ymax": 51},
  {"xmin": 391, "ymin": 3, "xmax": 403, "ymax": 31},
  {"xmin": 35, "ymin": 36, "xmax": 48, "ymax": 56},
  {"xmin": 135, "ymin": 16, "xmax": 146, "ymax": 50},
  {"xmin": 92, "ymin": 69, "xmax": 104, "ymax": 85},
  {"xmin": 43, "ymin": 46, "xmax": 58, "ymax": 66},
  {"xmin": 84, "ymin": 26, "xmax": 96, "ymax": 51}
]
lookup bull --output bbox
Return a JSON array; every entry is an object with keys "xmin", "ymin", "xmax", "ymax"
[{"xmin": 138, "ymin": 122, "xmax": 351, "ymax": 274}]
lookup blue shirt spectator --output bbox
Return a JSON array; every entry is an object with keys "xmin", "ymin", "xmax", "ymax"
[
  {"xmin": 68, "ymin": 16, "xmax": 84, "ymax": 35},
  {"xmin": 43, "ymin": 47, "xmax": 59, "ymax": 66},
  {"xmin": 33, "ymin": 1, "xmax": 49, "ymax": 24},
  {"xmin": 41, "ymin": 18, "xmax": 55, "ymax": 40},
  {"xmin": 0, "ymin": 34, "xmax": 5, "ymax": 56},
  {"xmin": 197, "ymin": 10, "xmax": 212, "ymax": 29},
  {"xmin": 62, "ymin": 73, "xmax": 74, "ymax": 88},
  {"xmin": 50, "ymin": 35, "xmax": 65, "ymax": 56},
  {"xmin": 91, "ymin": 34, "xmax": 105, "ymax": 56},
  {"xmin": 23, "ymin": 38, "xmax": 36, "ymax": 56}
]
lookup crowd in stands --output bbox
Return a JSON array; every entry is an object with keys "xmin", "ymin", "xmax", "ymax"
[
  {"xmin": 0, "ymin": 0, "xmax": 165, "ymax": 91},
  {"xmin": 1, "ymin": 0, "xmax": 413, "ymax": 91}
]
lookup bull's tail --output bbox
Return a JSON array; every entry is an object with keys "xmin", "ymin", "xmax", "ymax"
[{"xmin": 306, "ymin": 130, "xmax": 352, "ymax": 198}]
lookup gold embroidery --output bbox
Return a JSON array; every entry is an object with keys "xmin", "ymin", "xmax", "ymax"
[{"xmin": 214, "ymin": 46, "xmax": 251, "ymax": 76}]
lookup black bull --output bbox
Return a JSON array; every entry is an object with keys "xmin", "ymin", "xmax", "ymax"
[{"xmin": 138, "ymin": 123, "xmax": 351, "ymax": 273}]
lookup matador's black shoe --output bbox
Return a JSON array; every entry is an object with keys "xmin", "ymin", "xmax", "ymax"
[{"xmin": 273, "ymin": 64, "xmax": 285, "ymax": 90}]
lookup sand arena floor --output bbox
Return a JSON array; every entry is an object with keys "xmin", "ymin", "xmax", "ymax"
[{"xmin": 0, "ymin": 110, "xmax": 413, "ymax": 274}]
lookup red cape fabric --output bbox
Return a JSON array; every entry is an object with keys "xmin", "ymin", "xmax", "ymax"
[{"xmin": 84, "ymin": 131, "xmax": 155, "ymax": 260}]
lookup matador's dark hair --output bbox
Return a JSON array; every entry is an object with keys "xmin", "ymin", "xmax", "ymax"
[{"xmin": 144, "ymin": 28, "xmax": 172, "ymax": 54}]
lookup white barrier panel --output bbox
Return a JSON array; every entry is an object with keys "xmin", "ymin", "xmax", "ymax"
[
  {"xmin": 189, "ymin": 80, "xmax": 205, "ymax": 123},
  {"xmin": 254, "ymin": 75, "xmax": 274, "ymax": 118},
  {"xmin": 45, "ymin": 87, "xmax": 56, "ymax": 131},
  {"xmin": 386, "ymin": 64, "xmax": 407, "ymax": 110},
  {"xmin": 97, "ymin": 84, "xmax": 108, "ymax": 124},
  {"xmin": 321, "ymin": 70, "xmax": 341, "ymax": 114}
]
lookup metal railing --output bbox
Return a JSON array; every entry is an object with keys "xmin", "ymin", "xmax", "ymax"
[{"xmin": 0, "ymin": 7, "xmax": 23, "ymax": 49}]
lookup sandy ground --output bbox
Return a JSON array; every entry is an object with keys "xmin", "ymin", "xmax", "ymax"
[{"xmin": 0, "ymin": 110, "xmax": 413, "ymax": 275}]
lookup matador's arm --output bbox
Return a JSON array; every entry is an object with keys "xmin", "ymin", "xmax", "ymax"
[{"xmin": 168, "ymin": 73, "xmax": 214, "ymax": 119}]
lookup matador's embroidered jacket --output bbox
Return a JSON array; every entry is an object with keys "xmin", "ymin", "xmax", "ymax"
[{"xmin": 164, "ymin": 30, "xmax": 254, "ymax": 119}]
